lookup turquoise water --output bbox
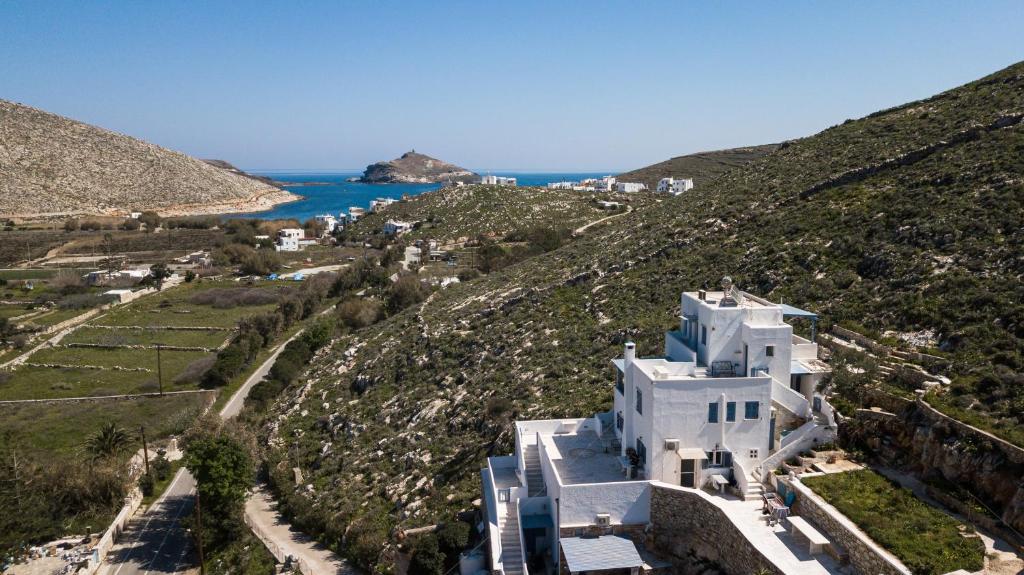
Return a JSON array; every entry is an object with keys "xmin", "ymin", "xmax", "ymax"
[{"xmin": 232, "ymin": 171, "xmax": 610, "ymax": 221}]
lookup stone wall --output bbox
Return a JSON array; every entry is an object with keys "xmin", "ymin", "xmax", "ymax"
[
  {"xmin": 841, "ymin": 395, "xmax": 1024, "ymax": 536},
  {"xmin": 648, "ymin": 485, "xmax": 784, "ymax": 575},
  {"xmin": 787, "ymin": 478, "xmax": 910, "ymax": 575}
]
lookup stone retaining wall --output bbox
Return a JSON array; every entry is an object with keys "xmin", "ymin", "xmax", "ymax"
[
  {"xmin": 787, "ymin": 478, "xmax": 911, "ymax": 575},
  {"xmin": 649, "ymin": 485, "xmax": 784, "ymax": 575}
]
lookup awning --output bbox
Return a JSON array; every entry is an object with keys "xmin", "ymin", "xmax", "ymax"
[
  {"xmin": 676, "ymin": 447, "xmax": 708, "ymax": 460},
  {"xmin": 790, "ymin": 360, "xmax": 812, "ymax": 375},
  {"xmin": 560, "ymin": 535, "xmax": 644, "ymax": 573},
  {"xmin": 779, "ymin": 303, "xmax": 817, "ymax": 319},
  {"xmin": 611, "ymin": 358, "xmax": 625, "ymax": 372}
]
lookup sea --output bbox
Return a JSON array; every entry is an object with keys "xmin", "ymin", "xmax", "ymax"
[{"xmin": 230, "ymin": 171, "xmax": 611, "ymax": 221}]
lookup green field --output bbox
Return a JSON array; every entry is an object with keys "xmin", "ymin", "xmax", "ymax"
[
  {"xmin": 802, "ymin": 470, "xmax": 985, "ymax": 575},
  {"xmin": 64, "ymin": 326, "xmax": 231, "ymax": 349},
  {"xmin": 0, "ymin": 392, "xmax": 210, "ymax": 456},
  {"xmin": 0, "ymin": 305, "xmax": 33, "ymax": 320},
  {"xmin": 0, "ymin": 268, "xmax": 97, "ymax": 280},
  {"xmin": 2, "ymin": 348, "xmax": 211, "ymax": 399},
  {"xmin": 26, "ymin": 307, "xmax": 91, "ymax": 327},
  {"xmin": 93, "ymin": 280, "xmax": 282, "ymax": 328}
]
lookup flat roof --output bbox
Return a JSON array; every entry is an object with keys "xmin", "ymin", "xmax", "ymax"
[
  {"xmin": 544, "ymin": 432, "xmax": 628, "ymax": 485},
  {"xmin": 560, "ymin": 535, "xmax": 643, "ymax": 572}
]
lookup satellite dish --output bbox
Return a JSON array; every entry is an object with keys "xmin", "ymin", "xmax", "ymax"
[{"xmin": 721, "ymin": 276, "xmax": 733, "ymax": 292}]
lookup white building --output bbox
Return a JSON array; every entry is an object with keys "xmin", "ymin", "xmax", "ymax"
[
  {"xmin": 656, "ymin": 177, "xmax": 694, "ymax": 195},
  {"xmin": 275, "ymin": 228, "xmax": 316, "ymax": 251},
  {"xmin": 480, "ymin": 278, "xmax": 834, "ymax": 574},
  {"xmin": 314, "ymin": 214, "xmax": 339, "ymax": 233},
  {"xmin": 615, "ymin": 181, "xmax": 646, "ymax": 193},
  {"xmin": 594, "ymin": 176, "xmax": 616, "ymax": 192},
  {"xmin": 346, "ymin": 207, "xmax": 366, "ymax": 223},
  {"xmin": 546, "ymin": 181, "xmax": 575, "ymax": 190},
  {"xmin": 384, "ymin": 220, "xmax": 414, "ymax": 235},
  {"xmin": 369, "ymin": 197, "xmax": 397, "ymax": 213},
  {"xmin": 481, "ymin": 175, "xmax": 518, "ymax": 186}
]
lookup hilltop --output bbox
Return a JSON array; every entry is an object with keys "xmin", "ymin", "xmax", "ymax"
[
  {"xmin": 614, "ymin": 143, "xmax": 779, "ymax": 189},
  {"xmin": 0, "ymin": 100, "xmax": 298, "ymax": 219},
  {"xmin": 359, "ymin": 151, "xmax": 478, "ymax": 184},
  {"xmin": 266, "ymin": 62, "xmax": 1024, "ymax": 569}
]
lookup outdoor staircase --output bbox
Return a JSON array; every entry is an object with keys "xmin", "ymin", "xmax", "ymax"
[
  {"xmin": 525, "ymin": 444, "xmax": 544, "ymax": 497},
  {"xmin": 741, "ymin": 475, "xmax": 765, "ymax": 501},
  {"xmin": 499, "ymin": 501, "xmax": 524, "ymax": 575}
]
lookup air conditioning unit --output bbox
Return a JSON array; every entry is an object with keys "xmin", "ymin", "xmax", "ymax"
[
  {"xmin": 595, "ymin": 513, "xmax": 611, "ymax": 527},
  {"xmin": 664, "ymin": 439, "xmax": 680, "ymax": 451}
]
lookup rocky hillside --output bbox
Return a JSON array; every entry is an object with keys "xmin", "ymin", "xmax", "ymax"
[
  {"xmin": 266, "ymin": 62, "xmax": 1024, "ymax": 569},
  {"xmin": 202, "ymin": 159, "xmax": 278, "ymax": 187},
  {"xmin": 615, "ymin": 144, "xmax": 779, "ymax": 189},
  {"xmin": 359, "ymin": 151, "xmax": 477, "ymax": 184},
  {"xmin": 0, "ymin": 100, "xmax": 297, "ymax": 218}
]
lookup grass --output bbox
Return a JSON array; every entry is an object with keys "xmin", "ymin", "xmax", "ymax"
[
  {"xmin": 0, "ymin": 268, "xmax": 97, "ymax": 280},
  {"xmin": 0, "ymin": 305, "xmax": 32, "ymax": 320},
  {"xmin": 93, "ymin": 280, "xmax": 281, "ymax": 328},
  {"xmin": 64, "ymin": 326, "xmax": 231, "ymax": 349},
  {"xmin": 802, "ymin": 470, "xmax": 985, "ymax": 575},
  {"xmin": 142, "ymin": 459, "xmax": 184, "ymax": 506},
  {"xmin": 27, "ymin": 307, "xmax": 92, "ymax": 327},
  {"xmin": 0, "ymin": 392, "xmax": 209, "ymax": 456},
  {"xmin": 1, "ymin": 348, "xmax": 211, "ymax": 399},
  {"xmin": 924, "ymin": 390, "xmax": 1024, "ymax": 448}
]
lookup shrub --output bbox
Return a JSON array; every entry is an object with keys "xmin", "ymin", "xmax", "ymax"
[
  {"xmin": 386, "ymin": 276, "xmax": 427, "ymax": 314},
  {"xmin": 174, "ymin": 356, "xmax": 217, "ymax": 384},
  {"xmin": 337, "ymin": 298, "xmax": 382, "ymax": 329}
]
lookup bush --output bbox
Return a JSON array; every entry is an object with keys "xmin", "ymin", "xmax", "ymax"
[
  {"xmin": 386, "ymin": 276, "xmax": 427, "ymax": 315},
  {"xmin": 337, "ymin": 298, "xmax": 382, "ymax": 329},
  {"xmin": 190, "ymin": 288, "xmax": 279, "ymax": 309},
  {"xmin": 407, "ymin": 533, "xmax": 444, "ymax": 575},
  {"xmin": 436, "ymin": 521, "xmax": 470, "ymax": 558},
  {"xmin": 140, "ymin": 473, "xmax": 155, "ymax": 496}
]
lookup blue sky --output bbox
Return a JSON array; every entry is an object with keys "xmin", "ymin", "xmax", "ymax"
[{"xmin": 1, "ymin": 1, "xmax": 1022, "ymax": 171}]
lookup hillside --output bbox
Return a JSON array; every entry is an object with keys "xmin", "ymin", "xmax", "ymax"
[
  {"xmin": 615, "ymin": 143, "xmax": 779, "ymax": 189},
  {"xmin": 0, "ymin": 100, "xmax": 297, "ymax": 218},
  {"xmin": 344, "ymin": 185, "xmax": 654, "ymax": 243},
  {"xmin": 265, "ymin": 62, "xmax": 1024, "ymax": 569},
  {"xmin": 359, "ymin": 151, "xmax": 477, "ymax": 184}
]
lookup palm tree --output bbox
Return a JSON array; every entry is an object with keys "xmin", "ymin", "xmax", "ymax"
[{"xmin": 85, "ymin": 422, "xmax": 132, "ymax": 460}]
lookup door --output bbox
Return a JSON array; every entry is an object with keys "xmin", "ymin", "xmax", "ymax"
[
  {"xmin": 680, "ymin": 459, "xmax": 696, "ymax": 488},
  {"xmin": 743, "ymin": 344, "xmax": 748, "ymax": 377}
]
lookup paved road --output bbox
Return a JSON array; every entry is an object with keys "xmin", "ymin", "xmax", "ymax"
[
  {"xmin": 101, "ymin": 318, "xmax": 328, "ymax": 574},
  {"xmin": 100, "ymin": 469, "xmax": 196, "ymax": 575}
]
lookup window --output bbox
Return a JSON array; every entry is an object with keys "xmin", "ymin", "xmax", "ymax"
[
  {"xmin": 635, "ymin": 388, "xmax": 643, "ymax": 415},
  {"xmin": 615, "ymin": 370, "xmax": 624, "ymax": 394},
  {"xmin": 616, "ymin": 411, "xmax": 623, "ymax": 431},
  {"xmin": 726, "ymin": 401, "xmax": 736, "ymax": 422},
  {"xmin": 706, "ymin": 449, "xmax": 732, "ymax": 468},
  {"xmin": 701, "ymin": 325, "xmax": 707, "ymax": 345},
  {"xmin": 749, "ymin": 449, "xmax": 759, "ymax": 459},
  {"xmin": 745, "ymin": 401, "xmax": 760, "ymax": 420},
  {"xmin": 635, "ymin": 438, "xmax": 647, "ymax": 468},
  {"xmin": 708, "ymin": 401, "xmax": 719, "ymax": 423},
  {"xmin": 766, "ymin": 345, "xmax": 774, "ymax": 357}
]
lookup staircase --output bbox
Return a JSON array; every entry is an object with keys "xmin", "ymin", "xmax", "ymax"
[
  {"xmin": 499, "ymin": 501, "xmax": 524, "ymax": 575},
  {"xmin": 525, "ymin": 444, "xmax": 544, "ymax": 497},
  {"xmin": 740, "ymin": 475, "xmax": 765, "ymax": 501}
]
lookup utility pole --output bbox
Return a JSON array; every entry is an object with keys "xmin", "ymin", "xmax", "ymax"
[
  {"xmin": 140, "ymin": 426, "xmax": 150, "ymax": 478},
  {"xmin": 155, "ymin": 344, "xmax": 164, "ymax": 396},
  {"xmin": 195, "ymin": 491, "xmax": 206, "ymax": 575}
]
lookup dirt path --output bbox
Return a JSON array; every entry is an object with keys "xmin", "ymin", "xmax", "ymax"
[{"xmin": 572, "ymin": 204, "xmax": 632, "ymax": 236}]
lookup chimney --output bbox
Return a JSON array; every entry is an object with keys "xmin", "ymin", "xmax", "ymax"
[
  {"xmin": 698, "ymin": 290, "xmax": 707, "ymax": 301},
  {"xmin": 624, "ymin": 342, "xmax": 636, "ymax": 366}
]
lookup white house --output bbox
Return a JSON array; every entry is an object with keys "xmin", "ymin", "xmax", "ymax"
[
  {"xmin": 615, "ymin": 181, "xmax": 645, "ymax": 193},
  {"xmin": 369, "ymin": 198, "xmax": 397, "ymax": 213},
  {"xmin": 346, "ymin": 207, "xmax": 366, "ymax": 223},
  {"xmin": 275, "ymin": 228, "xmax": 317, "ymax": 252},
  {"xmin": 546, "ymin": 181, "xmax": 575, "ymax": 190},
  {"xmin": 482, "ymin": 175, "xmax": 518, "ymax": 186},
  {"xmin": 384, "ymin": 220, "xmax": 414, "ymax": 235},
  {"xmin": 314, "ymin": 214, "xmax": 339, "ymax": 233},
  {"xmin": 656, "ymin": 177, "xmax": 694, "ymax": 195},
  {"xmin": 594, "ymin": 176, "xmax": 616, "ymax": 192},
  {"xmin": 480, "ymin": 278, "xmax": 834, "ymax": 574}
]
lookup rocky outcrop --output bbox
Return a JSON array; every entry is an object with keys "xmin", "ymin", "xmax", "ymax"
[
  {"xmin": 359, "ymin": 151, "xmax": 477, "ymax": 184},
  {"xmin": 842, "ymin": 396, "xmax": 1024, "ymax": 536},
  {"xmin": 0, "ymin": 99, "xmax": 299, "ymax": 218}
]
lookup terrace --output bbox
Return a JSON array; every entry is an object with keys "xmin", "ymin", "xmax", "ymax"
[{"xmin": 542, "ymin": 431, "xmax": 629, "ymax": 486}]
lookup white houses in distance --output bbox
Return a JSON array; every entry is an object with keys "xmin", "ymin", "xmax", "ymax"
[{"xmin": 657, "ymin": 177, "xmax": 694, "ymax": 195}]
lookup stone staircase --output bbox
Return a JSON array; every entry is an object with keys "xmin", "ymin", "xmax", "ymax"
[
  {"xmin": 525, "ymin": 444, "xmax": 544, "ymax": 497},
  {"xmin": 499, "ymin": 501, "xmax": 524, "ymax": 575},
  {"xmin": 740, "ymin": 475, "xmax": 765, "ymax": 501}
]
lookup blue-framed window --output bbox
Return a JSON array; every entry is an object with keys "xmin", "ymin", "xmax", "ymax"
[
  {"xmin": 726, "ymin": 401, "xmax": 736, "ymax": 422},
  {"xmin": 708, "ymin": 401, "xmax": 719, "ymax": 423},
  {"xmin": 636, "ymin": 388, "xmax": 643, "ymax": 415},
  {"xmin": 701, "ymin": 325, "xmax": 707, "ymax": 345},
  {"xmin": 745, "ymin": 401, "xmax": 760, "ymax": 420},
  {"xmin": 616, "ymin": 411, "xmax": 623, "ymax": 431}
]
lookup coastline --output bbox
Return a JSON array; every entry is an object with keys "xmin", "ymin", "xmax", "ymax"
[{"xmin": 0, "ymin": 189, "xmax": 304, "ymax": 221}]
